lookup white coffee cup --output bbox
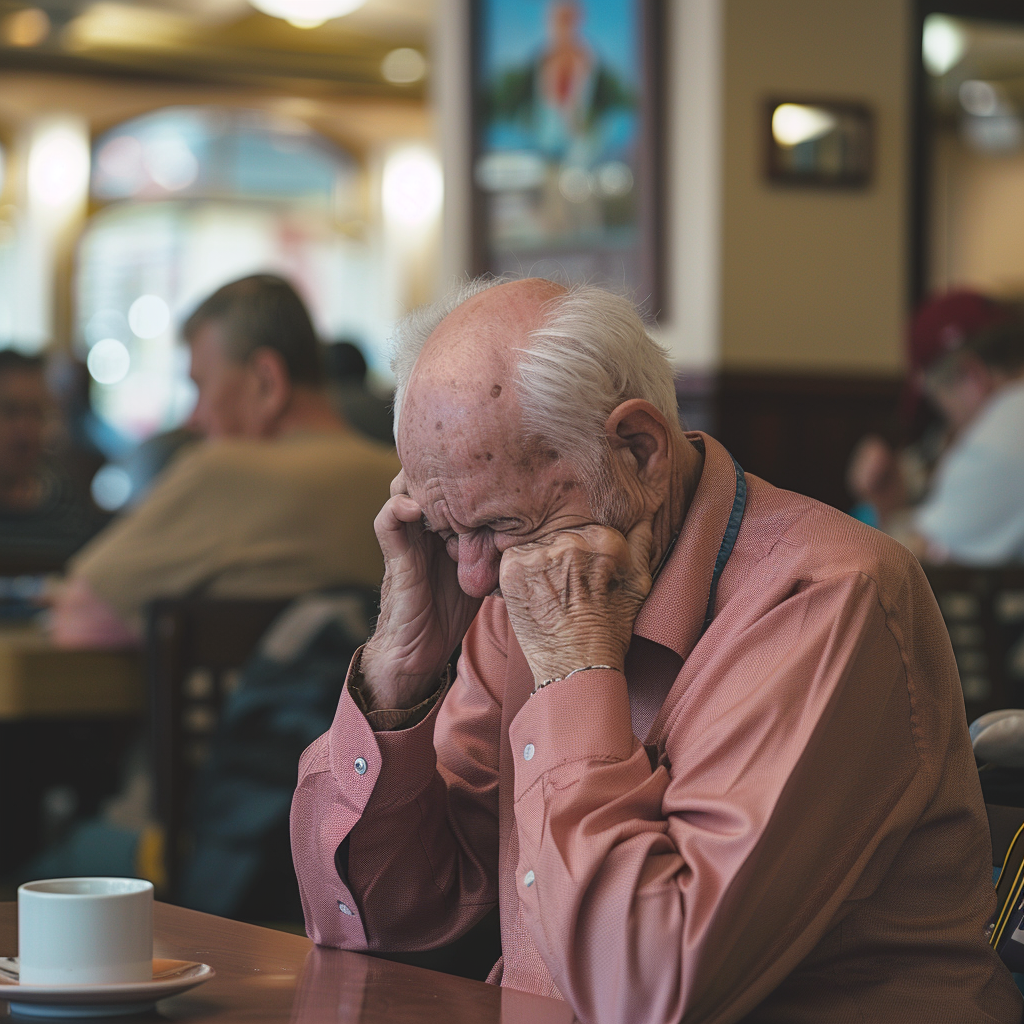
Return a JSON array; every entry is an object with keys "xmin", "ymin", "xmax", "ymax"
[{"xmin": 18, "ymin": 877, "xmax": 154, "ymax": 986}]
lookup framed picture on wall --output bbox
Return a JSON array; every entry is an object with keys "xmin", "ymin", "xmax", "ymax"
[
  {"xmin": 764, "ymin": 99, "xmax": 874, "ymax": 188},
  {"xmin": 470, "ymin": 0, "xmax": 664, "ymax": 311}
]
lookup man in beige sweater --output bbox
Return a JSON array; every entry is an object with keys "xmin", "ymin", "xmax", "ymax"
[{"xmin": 51, "ymin": 274, "xmax": 399, "ymax": 648}]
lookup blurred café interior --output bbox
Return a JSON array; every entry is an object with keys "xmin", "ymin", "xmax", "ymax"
[{"xmin": 1, "ymin": 0, "xmax": 1024, "ymax": 984}]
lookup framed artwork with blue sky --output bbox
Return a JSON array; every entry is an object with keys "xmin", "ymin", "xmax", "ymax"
[{"xmin": 471, "ymin": 0, "xmax": 663, "ymax": 309}]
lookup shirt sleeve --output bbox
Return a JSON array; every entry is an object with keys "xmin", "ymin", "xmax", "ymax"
[
  {"xmin": 68, "ymin": 446, "xmax": 228, "ymax": 630},
  {"xmin": 289, "ymin": 601, "xmax": 506, "ymax": 952},
  {"xmin": 507, "ymin": 571, "xmax": 934, "ymax": 1024}
]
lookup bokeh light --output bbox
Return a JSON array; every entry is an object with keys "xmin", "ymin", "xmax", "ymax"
[
  {"xmin": 381, "ymin": 48, "xmax": 427, "ymax": 84},
  {"xmin": 144, "ymin": 136, "xmax": 199, "ymax": 192},
  {"xmin": 28, "ymin": 122, "xmax": 90, "ymax": 209},
  {"xmin": 382, "ymin": 147, "xmax": 443, "ymax": 230},
  {"xmin": 91, "ymin": 464, "xmax": 132, "ymax": 511},
  {"xmin": 1, "ymin": 8, "xmax": 49, "ymax": 47},
  {"xmin": 128, "ymin": 294, "xmax": 171, "ymax": 339},
  {"xmin": 87, "ymin": 338, "xmax": 131, "ymax": 385}
]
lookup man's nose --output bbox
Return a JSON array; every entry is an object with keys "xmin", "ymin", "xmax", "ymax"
[{"xmin": 456, "ymin": 530, "xmax": 501, "ymax": 599}]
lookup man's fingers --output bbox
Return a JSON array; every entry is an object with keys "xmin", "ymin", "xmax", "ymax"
[
  {"xmin": 375, "ymin": 493, "xmax": 427, "ymax": 555},
  {"xmin": 389, "ymin": 469, "xmax": 408, "ymax": 498}
]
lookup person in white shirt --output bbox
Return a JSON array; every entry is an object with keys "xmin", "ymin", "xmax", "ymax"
[{"xmin": 912, "ymin": 321, "xmax": 1024, "ymax": 563}]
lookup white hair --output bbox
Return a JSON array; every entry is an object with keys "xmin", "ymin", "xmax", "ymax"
[
  {"xmin": 390, "ymin": 277, "xmax": 682, "ymax": 481},
  {"xmin": 517, "ymin": 284, "xmax": 683, "ymax": 476}
]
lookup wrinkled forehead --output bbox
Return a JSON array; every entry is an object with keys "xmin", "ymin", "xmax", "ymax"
[
  {"xmin": 396, "ymin": 279, "xmax": 566, "ymax": 478},
  {"xmin": 397, "ymin": 384, "xmax": 526, "ymax": 488}
]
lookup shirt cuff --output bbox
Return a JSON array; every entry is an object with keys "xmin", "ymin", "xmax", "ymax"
[
  {"xmin": 509, "ymin": 667, "xmax": 640, "ymax": 801},
  {"xmin": 347, "ymin": 646, "xmax": 450, "ymax": 731}
]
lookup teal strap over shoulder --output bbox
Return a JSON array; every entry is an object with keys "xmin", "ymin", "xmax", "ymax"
[{"xmin": 700, "ymin": 455, "xmax": 747, "ymax": 638}]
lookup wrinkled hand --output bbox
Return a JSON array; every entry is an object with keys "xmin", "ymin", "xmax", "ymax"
[
  {"xmin": 360, "ymin": 471, "xmax": 482, "ymax": 711},
  {"xmin": 499, "ymin": 519, "xmax": 654, "ymax": 689}
]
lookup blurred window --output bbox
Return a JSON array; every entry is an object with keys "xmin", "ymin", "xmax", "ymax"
[
  {"xmin": 91, "ymin": 107, "xmax": 352, "ymax": 207},
  {"xmin": 77, "ymin": 106, "xmax": 386, "ymax": 447}
]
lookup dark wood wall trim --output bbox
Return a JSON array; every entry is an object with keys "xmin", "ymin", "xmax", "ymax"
[{"xmin": 677, "ymin": 371, "xmax": 904, "ymax": 512}]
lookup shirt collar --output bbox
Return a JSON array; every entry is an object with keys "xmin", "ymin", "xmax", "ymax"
[{"xmin": 633, "ymin": 431, "xmax": 742, "ymax": 661}]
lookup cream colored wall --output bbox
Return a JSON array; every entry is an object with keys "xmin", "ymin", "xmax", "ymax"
[{"xmin": 720, "ymin": 0, "xmax": 909, "ymax": 374}]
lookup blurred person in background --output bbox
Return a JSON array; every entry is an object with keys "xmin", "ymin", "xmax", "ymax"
[
  {"xmin": 912, "ymin": 319, "xmax": 1024, "ymax": 562},
  {"xmin": 324, "ymin": 339, "xmax": 394, "ymax": 445},
  {"xmin": 847, "ymin": 289, "xmax": 1024, "ymax": 562},
  {"xmin": 0, "ymin": 350, "xmax": 107, "ymax": 572},
  {"xmin": 49, "ymin": 274, "xmax": 400, "ymax": 648}
]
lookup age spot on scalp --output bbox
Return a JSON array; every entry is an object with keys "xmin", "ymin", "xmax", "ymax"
[
  {"xmin": 490, "ymin": 384, "xmax": 502, "ymax": 399},
  {"xmin": 435, "ymin": 421, "xmax": 443, "ymax": 431},
  {"xmin": 485, "ymin": 452, "xmax": 493, "ymax": 461}
]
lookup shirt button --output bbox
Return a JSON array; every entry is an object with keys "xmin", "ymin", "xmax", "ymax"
[
  {"xmin": 523, "ymin": 870, "xmax": 535, "ymax": 888},
  {"xmin": 523, "ymin": 743, "xmax": 535, "ymax": 761},
  {"xmin": 354, "ymin": 757, "xmax": 367, "ymax": 775},
  {"xmin": 338, "ymin": 900, "xmax": 354, "ymax": 915}
]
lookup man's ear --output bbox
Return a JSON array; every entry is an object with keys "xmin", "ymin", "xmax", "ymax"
[
  {"xmin": 604, "ymin": 399, "xmax": 671, "ymax": 484},
  {"xmin": 248, "ymin": 347, "xmax": 292, "ymax": 433}
]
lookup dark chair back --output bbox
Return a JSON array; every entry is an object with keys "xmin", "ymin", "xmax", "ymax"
[
  {"xmin": 989, "ymin": 804, "xmax": 1024, "ymax": 867},
  {"xmin": 924, "ymin": 566, "xmax": 1024, "ymax": 723},
  {"xmin": 146, "ymin": 597, "xmax": 291, "ymax": 890}
]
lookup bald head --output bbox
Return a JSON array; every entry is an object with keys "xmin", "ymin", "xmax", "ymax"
[{"xmin": 402, "ymin": 278, "xmax": 564, "ymax": 445}]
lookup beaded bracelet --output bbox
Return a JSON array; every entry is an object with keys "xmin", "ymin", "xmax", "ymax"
[{"xmin": 533, "ymin": 665, "xmax": 615, "ymax": 694}]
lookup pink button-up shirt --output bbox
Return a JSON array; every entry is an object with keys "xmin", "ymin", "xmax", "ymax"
[{"xmin": 290, "ymin": 433, "xmax": 1022, "ymax": 1023}]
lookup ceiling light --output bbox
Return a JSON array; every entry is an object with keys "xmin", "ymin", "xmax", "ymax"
[
  {"xmin": 923, "ymin": 15, "xmax": 966, "ymax": 77},
  {"xmin": 2, "ymin": 7, "xmax": 49, "ymax": 47},
  {"xmin": 381, "ymin": 48, "xmax": 427, "ymax": 84},
  {"xmin": 247, "ymin": 0, "xmax": 367, "ymax": 29},
  {"xmin": 771, "ymin": 104, "xmax": 837, "ymax": 148}
]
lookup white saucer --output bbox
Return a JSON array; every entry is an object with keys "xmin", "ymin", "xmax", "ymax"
[{"xmin": 0, "ymin": 958, "xmax": 215, "ymax": 1017}]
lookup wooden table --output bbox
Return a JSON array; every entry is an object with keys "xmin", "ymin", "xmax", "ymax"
[
  {"xmin": 0, "ymin": 902, "xmax": 576, "ymax": 1024},
  {"xmin": 0, "ymin": 624, "xmax": 142, "ymax": 720}
]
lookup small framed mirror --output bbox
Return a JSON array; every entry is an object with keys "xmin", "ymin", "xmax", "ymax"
[{"xmin": 764, "ymin": 99, "xmax": 874, "ymax": 187}]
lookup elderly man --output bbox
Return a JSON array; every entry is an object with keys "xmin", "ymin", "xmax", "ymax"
[
  {"xmin": 291, "ymin": 279, "xmax": 1021, "ymax": 1022},
  {"xmin": 52, "ymin": 274, "xmax": 398, "ymax": 647}
]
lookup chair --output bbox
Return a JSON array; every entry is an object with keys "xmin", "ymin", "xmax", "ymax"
[
  {"xmin": 923, "ymin": 566, "xmax": 1024, "ymax": 723},
  {"xmin": 146, "ymin": 597, "xmax": 292, "ymax": 892},
  {"xmin": 988, "ymin": 804, "xmax": 1024, "ymax": 868}
]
